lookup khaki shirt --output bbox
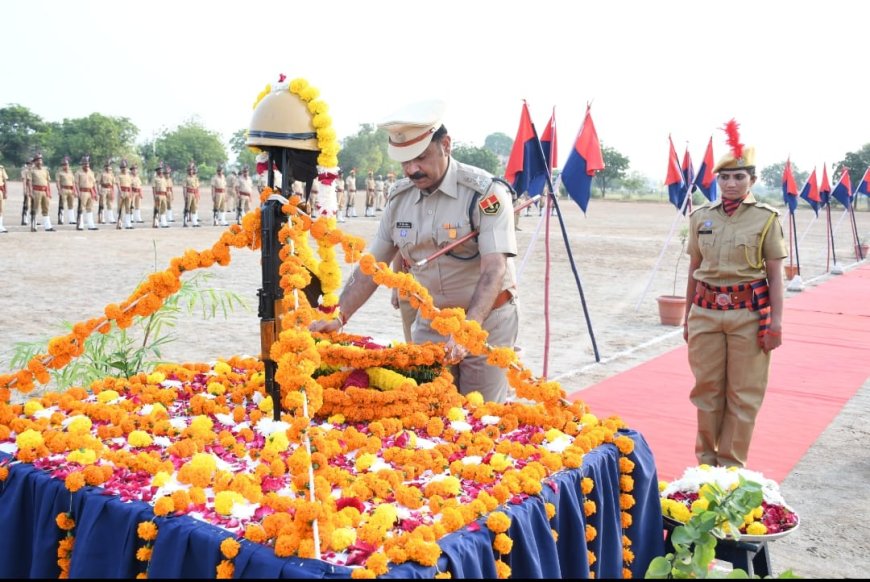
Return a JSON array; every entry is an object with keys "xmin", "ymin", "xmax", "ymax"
[
  {"xmin": 0, "ymin": 166, "xmax": 7, "ymax": 188},
  {"xmin": 370, "ymin": 158, "xmax": 517, "ymax": 310},
  {"xmin": 57, "ymin": 168, "xmax": 75, "ymax": 190},
  {"xmin": 226, "ymin": 174, "xmax": 238, "ymax": 194},
  {"xmin": 375, "ymin": 178, "xmax": 385, "ymax": 193},
  {"xmin": 345, "ymin": 174, "xmax": 356, "ymax": 192},
  {"xmin": 30, "ymin": 167, "xmax": 51, "ymax": 187},
  {"xmin": 184, "ymin": 175, "xmax": 200, "ymax": 191},
  {"xmin": 117, "ymin": 170, "xmax": 133, "ymax": 191},
  {"xmin": 366, "ymin": 176, "xmax": 375, "ymax": 192},
  {"xmin": 98, "ymin": 170, "xmax": 114, "ymax": 193},
  {"xmin": 131, "ymin": 174, "xmax": 143, "ymax": 193},
  {"xmin": 687, "ymin": 192, "xmax": 788, "ymax": 286},
  {"xmin": 237, "ymin": 175, "xmax": 254, "ymax": 195},
  {"xmin": 75, "ymin": 168, "xmax": 97, "ymax": 192},
  {"xmin": 152, "ymin": 175, "xmax": 167, "ymax": 194},
  {"xmin": 211, "ymin": 174, "xmax": 227, "ymax": 192},
  {"xmin": 21, "ymin": 166, "xmax": 31, "ymax": 184}
]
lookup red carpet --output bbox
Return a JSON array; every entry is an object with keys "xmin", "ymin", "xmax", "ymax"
[{"xmin": 569, "ymin": 264, "xmax": 870, "ymax": 483}]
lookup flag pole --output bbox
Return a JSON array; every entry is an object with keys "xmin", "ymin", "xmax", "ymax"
[
  {"xmin": 634, "ymin": 189, "xmax": 690, "ymax": 311},
  {"xmin": 543, "ymin": 181, "xmax": 553, "ymax": 377}
]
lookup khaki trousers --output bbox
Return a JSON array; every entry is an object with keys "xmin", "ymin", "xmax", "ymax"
[
  {"xmin": 687, "ymin": 305, "xmax": 770, "ymax": 467},
  {"xmin": 413, "ymin": 297, "xmax": 518, "ymax": 403}
]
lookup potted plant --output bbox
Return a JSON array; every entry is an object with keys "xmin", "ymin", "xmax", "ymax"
[{"xmin": 657, "ymin": 226, "xmax": 689, "ymax": 326}]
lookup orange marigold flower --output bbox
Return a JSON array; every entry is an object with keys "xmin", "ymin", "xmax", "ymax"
[
  {"xmin": 56, "ymin": 512, "xmax": 76, "ymax": 531},
  {"xmin": 137, "ymin": 520, "xmax": 158, "ymax": 541},
  {"xmin": 220, "ymin": 537, "xmax": 241, "ymax": 559},
  {"xmin": 486, "ymin": 511, "xmax": 511, "ymax": 534}
]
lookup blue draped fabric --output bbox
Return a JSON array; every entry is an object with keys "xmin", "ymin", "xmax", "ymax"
[{"xmin": 0, "ymin": 429, "xmax": 662, "ymax": 578}]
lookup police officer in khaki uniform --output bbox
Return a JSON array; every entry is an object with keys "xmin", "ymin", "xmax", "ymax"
[
  {"xmin": 310, "ymin": 100, "xmax": 519, "ymax": 403},
  {"xmin": 74, "ymin": 156, "xmax": 99, "ymax": 231},
  {"xmin": 182, "ymin": 162, "xmax": 201, "ymax": 227},
  {"xmin": 0, "ymin": 163, "xmax": 9, "ymax": 233},
  {"xmin": 344, "ymin": 169, "xmax": 357, "ymax": 218},
  {"xmin": 152, "ymin": 165, "xmax": 169, "ymax": 228},
  {"xmin": 684, "ymin": 125, "xmax": 786, "ymax": 468},
  {"xmin": 29, "ymin": 154, "xmax": 56, "ymax": 232},
  {"xmin": 20, "ymin": 161, "xmax": 33, "ymax": 226},
  {"xmin": 226, "ymin": 170, "xmax": 238, "ymax": 221},
  {"xmin": 116, "ymin": 159, "xmax": 134, "ymax": 229},
  {"xmin": 236, "ymin": 166, "xmax": 254, "ymax": 222},
  {"xmin": 335, "ymin": 169, "xmax": 346, "ymax": 223},
  {"xmin": 164, "ymin": 165, "xmax": 175, "ymax": 222},
  {"xmin": 211, "ymin": 165, "xmax": 229, "ymax": 226},
  {"xmin": 130, "ymin": 164, "xmax": 144, "ymax": 223},
  {"xmin": 97, "ymin": 161, "xmax": 115, "ymax": 224},
  {"xmin": 56, "ymin": 157, "xmax": 76, "ymax": 225},
  {"xmin": 364, "ymin": 170, "xmax": 376, "ymax": 217},
  {"xmin": 374, "ymin": 173, "xmax": 386, "ymax": 211}
]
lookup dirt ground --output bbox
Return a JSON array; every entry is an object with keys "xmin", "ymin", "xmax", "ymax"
[{"xmin": 1, "ymin": 181, "xmax": 867, "ymax": 578}]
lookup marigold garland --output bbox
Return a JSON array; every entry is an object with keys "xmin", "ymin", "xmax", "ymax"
[{"xmin": 56, "ymin": 510, "xmax": 76, "ymax": 578}]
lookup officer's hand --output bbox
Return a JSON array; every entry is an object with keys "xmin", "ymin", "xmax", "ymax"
[
  {"xmin": 390, "ymin": 288, "xmax": 400, "ymax": 310},
  {"xmin": 760, "ymin": 330, "xmax": 782, "ymax": 354},
  {"xmin": 444, "ymin": 335, "xmax": 469, "ymax": 365},
  {"xmin": 682, "ymin": 323, "xmax": 689, "ymax": 343},
  {"xmin": 309, "ymin": 318, "xmax": 343, "ymax": 335}
]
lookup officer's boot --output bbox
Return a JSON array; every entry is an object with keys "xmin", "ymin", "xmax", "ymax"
[
  {"xmin": 153, "ymin": 211, "xmax": 159, "ymax": 229},
  {"xmin": 76, "ymin": 213, "xmax": 84, "ymax": 231},
  {"xmin": 30, "ymin": 212, "xmax": 37, "ymax": 232},
  {"xmin": 87, "ymin": 212, "xmax": 98, "ymax": 231},
  {"xmin": 43, "ymin": 216, "xmax": 56, "ymax": 232},
  {"xmin": 68, "ymin": 209, "xmax": 76, "ymax": 224},
  {"xmin": 0, "ymin": 217, "xmax": 7, "ymax": 233}
]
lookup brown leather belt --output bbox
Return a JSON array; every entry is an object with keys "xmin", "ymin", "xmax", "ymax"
[
  {"xmin": 213, "ymin": 188, "xmax": 225, "ymax": 193},
  {"xmin": 33, "ymin": 185, "xmax": 48, "ymax": 191},
  {"xmin": 120, "ymin": 187, "xmax": 132, "ymax": 192},
  {"xmin": 62, "ymin": 186, "xmax": 74, "ymax": 191},
  {"xmin": 695, "ymin": 283, "xmax": 752, "ymax": 307},
  {"xmin": 492, "ymin": 289, "xmax": 513, "ymax": 310},
  {"xmin": 101, "ymin": 184, "xmax": 112, "ymax": 188}
]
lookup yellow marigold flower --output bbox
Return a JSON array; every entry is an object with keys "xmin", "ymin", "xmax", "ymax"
[
  {"xmin": 137, "ymin": 521, "xmax": 158, "ymax": 541},
  {"xmin": 351, "ymin": 568, "xmax": 376, "ymax": 579},
  {"xmin": 691, "ymin": 498, "xmax": 709, "ymax": 513},
  {"xmin": 258, "ymin": 396, "xmax": 274, "ymax": 413},
  {"xmin": 153, "ymin": 496, "xmax": 174, "ymax": 516},
  {"xmin": 215, "ymin": 491, "xmax": 244, "ymax": 516},
  {"xmin": 746, "ymin": 521, "xmax": 768, "ymax": 536},
  {"xmin": 24, "ymin": 399, "xmax": 44, "ymax": 416},
  {"xmin": 658, "ymin": 480, "xmax": 669, "ymax": 492},
  {"xmin": 355, "ymin": 452, "xmax": 376, "ymax": 472},
  {"xmin": 495, "ymin": 559, "xmax": 511, "ymax": 579},
  {"xmin": 265, "ymin": 431, "xmax": 289, "ymax": 453},
  {"xmin": 465, "ymin": 392, "xmax": 484, "ymax": 406},
  {"xmin": 584, "ymin": 499, "xmax": 597, "ymax": 516},
  {"xmin": 128, "ymin": 430, "xmax": 153, "ymax": 448},
  {"xmin": 446, "ymin": 407, "xmax": 466, "ymax": 422},
  {"xmin": 493, "ymin": 532, "xmax": 513, "ymax": 554},
  {"xmin": 435, "ymin": 571, "xmax": 453, "ymax": 579},
  {"xmin": 66, "ymin": 448, "xmax": 96, "ymax": 465},
  {"xmin": 581, "ymin": 477, "xmax": 594, "ymax": 495},
  {"xmin": 207, "ymin": 382, "xmax": 226, "ymax": 396},
  {"xmin": 365, "ymin": 552, "xmax": 389, "ymax": 576},
  {"xmin": 486, "ymin": 511, "xmax": 511, "ymax": 534},
  {"xmin": 488, "ymin": 452, "xmax": 513, "ymax": 473},
  {"xmin": 544, "ymin": 502, "xmax": 556, "ymax": 521},
  {"xmin": 97, "ymin": 389, "xmax": 121, "ymax": 403},
  {"xmin": 146, "ymin": 371, "xmax": 165, "ymax": 384},
  {"xmin": 330, "ymin": 527, "xmax": 356, "ymax": 552},
  {"xmin": 580, "ymin": 412, "xmax": 598, "ymax": 427},
  {"xmin": 327, "ymin": 414, "xmax": 345, "ymax": 424},
  {"xmin": 213, "ymin": 361, "xmax": 232, "ymax": 376},
  {"xmin": 220, "ymin": 537, "xmax": 240, "ymax": 559},
  {"xmin": 16, "ymin": 428, "xmax": 44, "ymax": 449},
  {"xmin": 151, "ymin": 471, "xmax": 170, "ymax": 487},
  {"xmin": 614, "ymin": 435, "xmax": 635, "ymax": 455}
]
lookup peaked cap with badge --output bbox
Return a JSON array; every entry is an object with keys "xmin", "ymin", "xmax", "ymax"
[
  {"xmin": 712, "ymin": 119, "xmax": 756, "ymax": 173},
  {"xmin": 378, "ymin": 100, "xmax": 447, "ymax": 163}
]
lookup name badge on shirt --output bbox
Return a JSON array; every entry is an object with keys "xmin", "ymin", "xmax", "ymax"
[{"xmin": 397, "ymin": 221, "xmax": 412, "ymax": 228}]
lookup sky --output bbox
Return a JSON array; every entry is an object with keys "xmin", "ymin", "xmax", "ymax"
[{"xmin": 3, "ymin": 0, "xmax": 869, "ymax": 182}]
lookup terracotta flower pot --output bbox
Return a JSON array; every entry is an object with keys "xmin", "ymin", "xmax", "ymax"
[
  {"xmin": 855, "ymin": 243, "xmax": 869, "ymax": 261},
  {"xmin": 657, "ymin": 295, "xmax": 686, "ymax": 326},
  {"xmin": 784, "ymin": 265, "xmax": 799, "ymax": 280}
]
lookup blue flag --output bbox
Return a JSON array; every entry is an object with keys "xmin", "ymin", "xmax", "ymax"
[
  {"xmin": 561, "ymin": 105, "xmax": 605, "ymax": 214},
  {"xmin": 505, "ymin": 101, "xmax": 549, "ymax": 197}
]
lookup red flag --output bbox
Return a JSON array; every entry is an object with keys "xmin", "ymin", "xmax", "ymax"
[
  {"xmin": 541, "ymin": 107, "xmax": 558, "ymax": 172},
  {"xmin": 694, "ymin": 136, "xmax": 717, "ymax": 201},
  {"xmin": 819, "ymin": 164, "xmax": 832, "ymax": 206},
  {"xmin": 858, "ymin": 167, "xmax": 870, "ymax": 196},
  {"xmin": 665, "ymin": 135, "xmax": 685, "ymax": 211},
  {"xmin": 560, "ymin": 104, "xmax": 604, "ymax": 213},
  {"xmin": 782, "ymin": 158, "xmax": 798, "ymax": 213},
  {"xmin": 800, "ymin": 168, "xmax": 820, "ymax": 216},
  {"xmin": 505, "ymin": 101, "xmax": 548, "ymax": 196}
]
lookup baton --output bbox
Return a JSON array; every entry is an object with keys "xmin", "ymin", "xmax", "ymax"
[{"xmin": 415, "ymin": 194, "xmax": 542, "ymax": 267}]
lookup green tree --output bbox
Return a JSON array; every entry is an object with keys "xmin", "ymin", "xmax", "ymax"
[
  {"xmin": 338, "ymin": 124, "xmax": 396, "ymax": 176},
  {"xmin": 760, "ymin": 161, "xmax": 809, "ymax": 192},
  {"xmin": 46, "ymin": 113, "xmax": 139, "ymax": 169},
  {"xmin": 153, "ymin": 119, "xmax": 227, "ymax": 181},
  {"xmin": 484, "ymin": 132, "xmax": 513, "ymax": 158},
  {"xmin": 595, "ymin": 144, "xmax": 630, "ymax": 198},
  {"xmin": 229, "ymin": 128, "xmax": 257, "ymax": 172},
  {"xmin": 836, "ymin": 143, "xmax": 870, "ymax": 192},
  {"xmin": 452, "ymin": 143, "xmax": 500, "ymax": 175},
  {"xmin": 0, "ymin": 104, "xmax": 49, "ymax": 167}
]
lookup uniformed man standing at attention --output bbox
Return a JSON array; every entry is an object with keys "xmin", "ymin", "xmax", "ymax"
[
  {"xmin": 152, "ymin": 165, "xmax": 169, "ymax": 228},
  {"xmin": 211, "ymin": 164, "xmax": 229, "ymax": 226},
  {"xmin": 364, "ymin": 170, "xmax": 376, "ymax": 217},
  {"xmin": 116, "ymin": 159, "xmax": 134, "ymax": 229},
  {"xmin": 344, "ymin": 168, "xmax": 357, "ymax": 218},
  {"xmin": 29, "ymin": 153, "xmax": 55, "ymax": 232},
  {"xmin": 0, "ymin": 162, "xmax": 9, "ymax": 233},
  {"xmin": 226, "ymin": 169, "xmax": 238, "ymax": 222},
  {"xmin": 236, "ymin": 165, "xmax": 254, "ymax": 223},
  {"xmin": 683, "ymin": 120, "xmax": 787, "ymax": 468},
  {"xmin": 310, "ymin": 100, "xmax": 519, "ymax": 403},
  {"xmin": 183, "ymin": 161, "xmax": 201, "ymax": 227},
  {"xmin": 130, "ymin": 164, "xmax": 144, "ymax": 223},
  {"xmin": 20, "ymin": 161, "xmax": 32, "ymax": 226},
  {"xmin": 74, "ymin": 156, "xmax": 99, "ymax": 231},
  {"xmin": 164, "ymin": 165, "xmax": 175, "ymax": 222},
  {"xmin": 335, "ymin": 169, "xmax": 346, "ymax": 223},
  {"xmin": 97, "ymin": 160, "xmax": 116, "ymax": 224},
  {"xmin": 374, "ymin": 173, "xmax": 385, "ymax": 211},
  {"xmin": 56, "ymin": 156, "xmax": 76, "ymax": 225}
]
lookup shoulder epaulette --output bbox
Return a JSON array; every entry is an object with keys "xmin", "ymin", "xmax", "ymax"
[
  {"xmin": 754, "ymin": 201, "xmax": 780, "ymax": 215},
  {"xmin": 389, "ymin": 177, "xmax": 415, "ymax": 198},
  {"xmin": 689, "ymin": 200, "xmax": 718, "ymax": 216},
  {"xmin": 457, "ymin": 165, "xmax": 496, "ymax": 195}
]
